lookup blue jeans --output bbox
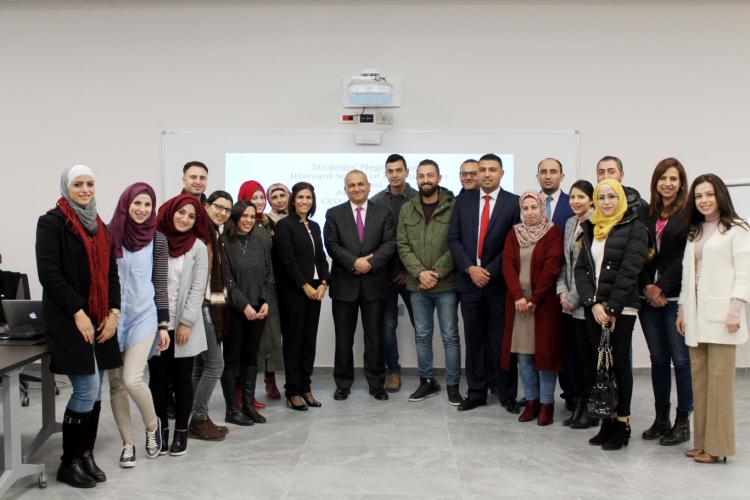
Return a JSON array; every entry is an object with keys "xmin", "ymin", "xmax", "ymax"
[
  {"xmin": 517, "ymin": 354, "xmax": 556, "ymax": 404},
  {"xmin": 639, "ymin": 301, "xmax": 693, "ymax": 411},
  {"xmin": 383, "ymin": 282, "xmax": 415, "ymax": 374},
  {"xmin": 410, "ymin": 290, "xmax": 461, "ymax": 385},
  {"xmin": 67, "ymin": 359, "xmax": 104, "ymax": 413}
]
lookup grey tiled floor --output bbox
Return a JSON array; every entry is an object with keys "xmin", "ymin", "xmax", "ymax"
[{"xmin": 4, "ymin": 370, "xmax": 750, "ymax": 499}]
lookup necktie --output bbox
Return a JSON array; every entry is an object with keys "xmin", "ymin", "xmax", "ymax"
[
  {"xmin": 546, "ymin": 195, "xmax": 553, "ymax": 219},
  {"xmin": 356, "ymin": 206, "xmax": 364, "ymax": 242},
  {"xmin": 478, "ymin": 195, "xmax": 491, "ymax": 260}
]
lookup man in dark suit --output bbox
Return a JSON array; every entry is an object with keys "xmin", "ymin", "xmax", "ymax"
[
  {"xmin": 448, "ymin": 153, "xmax": 520, "ymax": 412},
  {"xmin": 537, "ymin": 157, "xmax": 574, "ymax": 228},
  {"xmin": 324, "ymin": 170, "xmax": 396, "ymax": 401}
]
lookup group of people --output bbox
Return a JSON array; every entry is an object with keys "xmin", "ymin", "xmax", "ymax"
[{"xmin": 35, "ymin": 152, "xmax": 749, "ymax": 489}]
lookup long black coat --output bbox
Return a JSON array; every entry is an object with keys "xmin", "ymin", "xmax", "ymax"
[
  {"xmin": 35, "ymin": 207, "xmax": 122, "ymax": 375},
  {"xmin": 575, "ymin": 212, "xmax": 649, "ymax": 317}
]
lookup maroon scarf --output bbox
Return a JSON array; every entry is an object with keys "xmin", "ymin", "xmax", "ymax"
[
  {"xmin": 109, "ymin": 182, "xmax": 157, "ymax": 259},
  {"xmin": 157, "ymin": 194, "xmax": 210, "ymax": 257},
  {"xmin": 57, "ymin": 197, "xmax": 111, "ymax": 323}
]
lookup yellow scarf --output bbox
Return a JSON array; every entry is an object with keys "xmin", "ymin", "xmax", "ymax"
[{"xmin": 590, "ymin": 179, "xmax": 628, "ymax": 240}]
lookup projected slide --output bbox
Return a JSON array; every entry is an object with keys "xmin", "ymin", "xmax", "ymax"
[{"xmin": 225, "ymin": 153, "xmax": 513, "ymax": 217}]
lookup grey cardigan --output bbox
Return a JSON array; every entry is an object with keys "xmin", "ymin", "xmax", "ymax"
[
  {"xmin": 170, "ymin": 239, "xmax": 209, "ymax": 358},
  {"xmin": 556, "ymin": 214, "xmax": 585, "ymax": 320}
]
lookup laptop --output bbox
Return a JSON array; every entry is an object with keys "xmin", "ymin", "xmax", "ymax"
[{"xmin": 1, "ymin": 300, "xmax": 46, "ymax": 340}]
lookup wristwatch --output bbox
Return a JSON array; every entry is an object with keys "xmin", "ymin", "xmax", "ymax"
[{"xmin": 109, "ymin": 308, "xmax": 121, "ymax": 319}]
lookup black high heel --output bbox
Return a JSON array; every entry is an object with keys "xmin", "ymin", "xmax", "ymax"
[
  {"xmin": 302, "ymin": 393, "xmax": 322, "ymax": 408},
  {"xmin": 602, "ymin": 420, "xmax": 631, "ymax": 451},
  {"xmin": 286, "ymin": 396, "xmax": 308, "ymax": 412}
]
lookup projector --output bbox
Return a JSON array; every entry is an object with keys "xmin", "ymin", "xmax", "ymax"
[{"xmin": 342, "ymin": 68, "xmax": 400, "ymax": 108}]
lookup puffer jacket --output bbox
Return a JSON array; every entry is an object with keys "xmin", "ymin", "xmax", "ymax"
[
  {"xmin": 574, "ymin": 211, "xmax": 649, "ymax": 316},
  {"xmin": 396, "ymin": 187, "xmax": 456, "ymax": 293}
]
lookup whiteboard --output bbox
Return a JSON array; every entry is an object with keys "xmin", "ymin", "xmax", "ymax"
[{"xmin": 161, "ymin": 130, "xmax": 580, "ymax": 203}]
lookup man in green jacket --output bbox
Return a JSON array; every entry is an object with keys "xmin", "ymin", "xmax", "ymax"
[{"xmin": 397, "ymin": 159, "xmax": 462, "ymax": 405}]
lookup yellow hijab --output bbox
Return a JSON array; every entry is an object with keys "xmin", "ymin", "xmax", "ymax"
[{"xmin": 590, "ymin": 179, "xmax": 628, "ymax": 240}]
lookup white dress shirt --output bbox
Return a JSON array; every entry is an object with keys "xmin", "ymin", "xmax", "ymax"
[{"xmin": 350, "ymin": 200, "xmax": 368, "ymax": 229}]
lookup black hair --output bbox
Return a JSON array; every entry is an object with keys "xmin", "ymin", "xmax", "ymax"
[
  {"xmin": 596, "ymin": 156, "xmax": 623, "ymax": 173},
  {"xmin": 569, "ymin": 179, "xmax": 594, "ymax": 200},
  {"xmin": 417, "ymin": 159, "xmax": 440, "ymax": 175},
  {"xmin": 223, "ymin": 200, "xmax": 256, "ymax": 238},
  {"xmin": 479, "ymin": 153, "xmax": 503, "ymax": 168},
  {"xmin": 183, "ymin": 161, "xmax": 208, "ymax": 174},
  {"xmin": 385, "ymin": 154, "xmax": 407, "ymax": 169},
  {"xmin": 206, "ymin": 190, "xmax": 233, "ymax": 205},
  {"xmin": 460, "ymin": 159, "xmax": 478, "ymax": 167},
  {"xmin": 289, "ymin": 181, "xmax": 317, "ymax": 218},
  {"xmin": 538, "ymin": 157, "xmax": 563, "ymax": 173},
  {"xmin": 686, "ymin": 173, "xmax": 749, "ymax": 241}
]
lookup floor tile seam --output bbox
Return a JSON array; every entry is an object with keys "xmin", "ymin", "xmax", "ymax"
[
  {"xmin": 602, "ymin": 451, "xmax": 645, "ymax": 499},
  {"xmin": 284, "ymin": 402, "xmax": 321, "ymax": 498},
  {"xmin": 439, "ymin": 392, "xmax": 466, "ymax": 500}
]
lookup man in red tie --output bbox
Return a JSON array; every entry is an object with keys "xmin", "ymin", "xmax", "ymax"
[
  {"xmin": 448, "ymin": 154, "xmax": 521, "ymax": 412},
  {"xmin": 324, "ymin": 170, "xmax": 396, "ymax": 401}
]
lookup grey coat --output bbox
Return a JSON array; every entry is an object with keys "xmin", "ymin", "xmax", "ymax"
[
  {"xmin": 556, "ymin": 215, "xmax": 585, "ymax": 319},
  {"xmin": 171, "ymin": 239, "xmax": 209, "ymax": 358}
]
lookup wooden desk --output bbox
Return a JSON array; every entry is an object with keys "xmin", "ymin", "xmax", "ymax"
[{"xmin": 0, "ymin": 343, "xmax": 61, "ymax": 494}]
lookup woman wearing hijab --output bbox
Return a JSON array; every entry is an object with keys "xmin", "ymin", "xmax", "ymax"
[
  {"xmin": 36, "ymin": 165, "xmax": 121, "ymax": 488},
  {"xmin": 238, "ymin": 180, "xmax": 284, "ymax": 404},
  {"xmin": 107, "ymin": 182, "xmax": 170, "ymax": 468},
  {"xmin": 221, "ymin": 200, "xmax": 273, "ymax": 425},
  {"xmin": 501, "ymin": 191, "xmax": 564, "ymax": 426},
  {"xmin": 575, "ymin": 179, "xmax": 648, "ymax": 451},
  {"xmin": 677, "ymin": 174, "xmax": 750, "ymax": 463},
  {"xmin": 267, "ymin": 182, "xmax": 291, "ymax": 227},
  {"xmin": 557, "ymin": 180, "xmax": 598, "ymax": 429},
  {"xmin": 149, "ymin": 194, "xmax": 209, "ymax": 457}
]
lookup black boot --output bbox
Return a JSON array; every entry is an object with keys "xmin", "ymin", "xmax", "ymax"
[
  {"xmin": 160, "ymin": 427, "xmax": 169, "ymax": 455},
  {"xmin": 242, "ymin": 366, "xmax": 267, "ymax": 424},
  {"xmin": 660, "ymin": 409, "xmax": 691, "ymax": 446},
  {"xmin": 80, "ymin": 401, "xmax": 106, "ymax": 482},
  {"xmin": 602, "ymin": 420, "xmax": 631, "ymax": 450},
  {"xmin": 170, "ymin": 429, "xmax": 188, "ymax": 456},
  {"xmin": 570, "ymin": 409, "xmax": 599, "ymax": 430},
  {"xmin": 563, "ymin": 397, "xmax": 584, "ymax": 426},
  {"xmin": 589, "ymin": 418, "xmax": 614, "ymax": 446},
  {"xmin": 642, "ymin": 403, "xmax": 671, "ymax": 440},
  {"xmin": 221, "ymin": 368, "xmax": 253, "ymax": 426},
  {"xmin": 57, "ymin": 409, "xmax": 96, "ymax": 488}
]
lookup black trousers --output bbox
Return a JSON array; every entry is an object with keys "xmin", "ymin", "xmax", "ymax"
[
  {"xmin": 224, "ymin": 309, "xmax": 265, "ymax": 371},
  {"xmin": 280, "ymin": 283, "xmax": 322, "ymax": 397},
  {"xmin": 332, "ymin": 295, "xmax": 386, "ymax": 391},
  {"xmin": 148, "ymin": 330, "xmax": 195, "ymax": 430},
  {"xmin": 559, "ymin": 312, "xmax": 578, "ymax": 400},
  {"xmin": 459, "ymin": 290, "xmax": 517, "ymax": 402},
  {"xmin": 565, "ymin": 314, "xmax": 595, "ymax": 400},
  {"xmin": 584, "ymin": 308, "xmax": 636, "ymax": 417}
]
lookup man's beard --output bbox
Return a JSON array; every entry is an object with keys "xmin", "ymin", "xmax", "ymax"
[{"xmin": 419, "ymin": 184, "xmax": 438, "ymax": 197}]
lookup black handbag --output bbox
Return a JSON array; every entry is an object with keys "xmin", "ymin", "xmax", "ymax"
[{"xmin": 586, "ymin": 326, "xmax": 619, "ymax": 418}]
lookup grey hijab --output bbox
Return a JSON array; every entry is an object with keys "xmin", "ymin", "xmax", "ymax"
[{"xmin": 60, "ymin": 165, "xmax": 99, "ymax": 234}]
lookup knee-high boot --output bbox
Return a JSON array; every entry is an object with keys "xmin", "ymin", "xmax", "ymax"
[
  {"xmin": 57, "ymin": 409, "xmax": 96, "ymax": 488},
  {"xmin": 221, "ymin": 368, "xmax": 253, "ymax": 426},
  {"xmin": 242, "ymin": 366, "xmax": 267, "ymax": 423},
  {"xmin": 81, "ymin": 401, "xmax": 106, "ymax": 482}
]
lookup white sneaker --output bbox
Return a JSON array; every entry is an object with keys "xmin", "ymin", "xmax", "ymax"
[
  {"xmin": 119, "ymin": 444, "xmax": 136, "ymax": 468},
  {"xmin": 145, "ymin": 417, "xmax": 162, "ymax": 459}
]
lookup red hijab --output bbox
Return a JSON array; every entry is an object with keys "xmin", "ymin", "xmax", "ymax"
[
  {"xmin": 157, "ymin": 194, "xmax": 210, "ymax": 257},
  {"xmin": 238, "ymin": 180, "xmax": 266, "ymax": 213},
  {"xmin": 109, "ymin": 182, "xmax": 157, "ymax": 259}
]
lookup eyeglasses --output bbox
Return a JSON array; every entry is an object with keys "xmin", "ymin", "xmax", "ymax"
[
  {"xmin": 460, "ymin": 171, "xmax": 479, "ymax": 178},
  {"xmin": 209, "ymin": 203, "xmax": 231, "ymax": 213}
]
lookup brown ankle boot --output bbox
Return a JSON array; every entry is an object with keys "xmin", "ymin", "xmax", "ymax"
[{"xmin": 188, "ymin": 417, "xmax": 226, "ymax": 441}]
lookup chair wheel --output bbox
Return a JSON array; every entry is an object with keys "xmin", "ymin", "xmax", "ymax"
[
  {"xmin": 39, "ymin": 471, "xmax": 47, "ymax": 488},
  {"xmin": 22, "ymin": 396, "xmax": 30, "ymax": 407}
]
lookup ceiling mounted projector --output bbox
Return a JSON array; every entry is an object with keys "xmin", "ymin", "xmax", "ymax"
[{"xmin": 342, "ymin": 68, "xmax": 401, "ymax": 108}]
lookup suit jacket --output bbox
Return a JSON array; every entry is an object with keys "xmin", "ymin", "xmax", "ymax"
[
  {"xmin": 324, "ymin": 200, "xmax": 396, "ymax": 301},
  {"xmin": 551, "ymin": 191, "xmax": 574, "ymax": 229},
  {"xmin": 273, "ymin": 215, "xmax": 330, "ymax": 289},
  {"xmin": 448, "ymin": 188, "xmax": 521, "ymax": 294}
]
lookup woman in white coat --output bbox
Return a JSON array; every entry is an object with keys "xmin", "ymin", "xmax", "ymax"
[{"xmin": 677, "ymin": 173, "xmax": 750, "ymax": 463}]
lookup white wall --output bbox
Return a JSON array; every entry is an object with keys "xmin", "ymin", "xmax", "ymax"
[{"xmin": 2, "ymin": 0, "xmax": 749, "ymax": 367}]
